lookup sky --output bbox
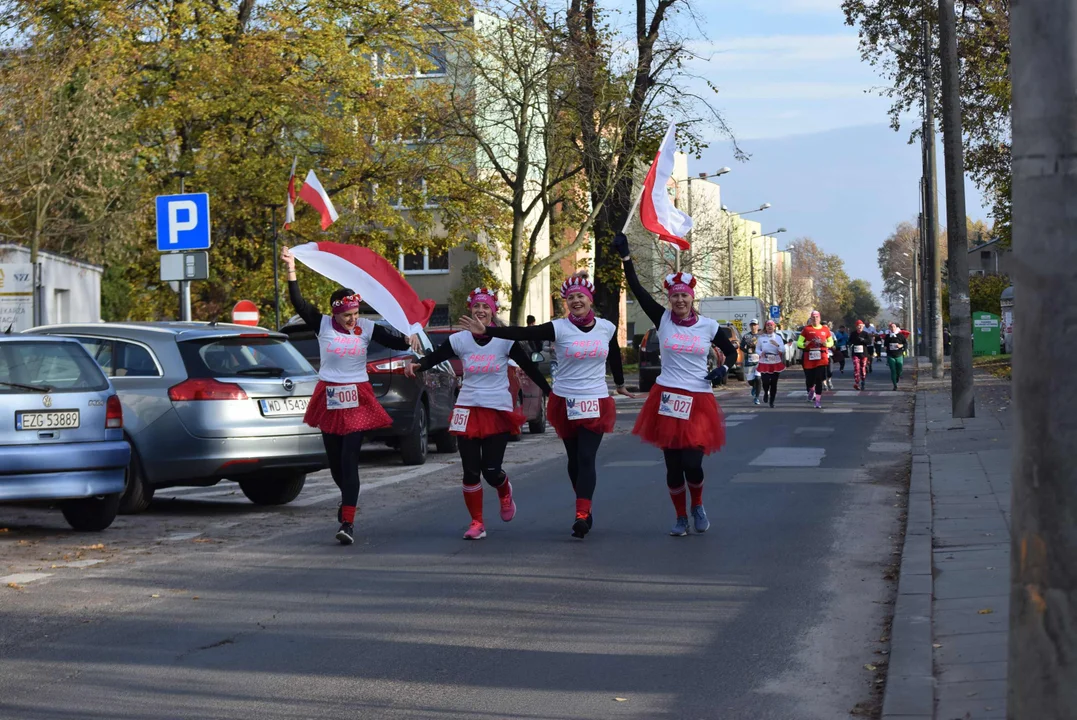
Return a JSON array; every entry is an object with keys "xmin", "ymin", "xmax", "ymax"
[{"xmin": 616, "ymin": 0, "xmax": 992, "ymax": 303}]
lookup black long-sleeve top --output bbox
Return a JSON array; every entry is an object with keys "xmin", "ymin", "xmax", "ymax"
[
  {"xmin": 288, "ymin": 280, "xmax": 411, "ymax": 351},
  {"xmin": 416, "ymin": 335, "xmax": 552, "ymax": 396},
  {"xmin": 622, "ymin": 258, "xmax": 737, "ymax": 369},
  {"xmin": 883, "ymin": 331, "xmax": 908, "ymax": 358},
  {"xmin": 481, "ymin": 322, "xmax": 626, "ymax": 388},
  {"xmin": 847, "ymin": 330, "xmax": 873, "ymax": 357}
]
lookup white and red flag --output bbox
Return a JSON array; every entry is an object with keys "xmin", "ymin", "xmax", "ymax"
[
  {"xmin": 290, "ymin": 242, "xmax": 436, "ymax": 335},
  {"xmin": 630, "ymin": 122, "xmax": 694, "ymax": 250},
  {"xmin": 284, "ymin": 157, "xmax": 297, "ymax": 230},
  {"xmin": 298, "ymin": 169, "xmax": 339, "ymax": 230}
]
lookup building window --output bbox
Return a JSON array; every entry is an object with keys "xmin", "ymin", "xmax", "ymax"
[
  {"xmin": 428, "ymin": 305, "xmax": 450, "ymax": 327},
  {"xmin": 390, "ymin": 178, "xmax": 439, "ymax": 209},
  {"xmin": 980, "ymin": 250, "xmax": 992, "ymax": 259},
  {"xmin": 398, "ymin": 248, "xmax": 450, "ymax": 275},
  {"xmin": 420, "ymin": 45, "xmax": 447, "ymax": 77}
]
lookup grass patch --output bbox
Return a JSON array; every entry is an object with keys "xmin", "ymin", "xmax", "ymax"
[{"xmin": 973, "ymin": 353, "xmax": 1011, "ymax": 380}]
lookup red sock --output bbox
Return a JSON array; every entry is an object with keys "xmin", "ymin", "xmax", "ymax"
[
  {"xmin": 575, "ymin": 498, "xmax": 592, "ymax": 520},
  {"xmin": 342, "ymin": 505, "xmax": 356, "ymax": 524},
  {"xmin": 669, "ymin": 485, "xmax": 688, "ymax": 517},
  {"xmin": 463, "ymin": 484, "xmax": 483, "ymax": 523},
  {"xmin": 496, "ymin": 477, "xmax": 512, "ymax": 498},
  {"xmin": 688, "ymin": 481, "xmax": 704, "ymax": 508}
]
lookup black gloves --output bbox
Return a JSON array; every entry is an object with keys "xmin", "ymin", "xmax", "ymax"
[
  {"xmin": 612, "ymin": 232, "xmax": 630, "ymax": 259},
  {"xmin": 705, "ymin": 365, "xmax": 728, "ymax": 385}
]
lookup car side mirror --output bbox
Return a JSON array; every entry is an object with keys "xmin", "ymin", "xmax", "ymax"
[{"xmin": 531, "ymin": 352, "xmax": 544, "ymax": 363}]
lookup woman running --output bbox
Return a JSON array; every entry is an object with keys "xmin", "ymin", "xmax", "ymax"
[
  {"xmin": 883, "ymin": 322, "xmax": 909, "ymax": 390},
  {"xmin": 847, "ymin": 319, "xmax": 873, "ymax": 391},
  {"xmin": 740, "ymin": 319, "xmax": 762, "ymax": 405},
  {"xmin": 797, "ymin": 310, "xmax": 834, "ymax": 409},
  {"xmin": 458, "ymin": 273, "xmax": 629, "ymax": 539},
  {"xmin": 405, "ymin": 288, "xmax": 550, "ymax": 540},
  {"xmin": 614, "ymin": 233, "xmax": 736, "ymax": 536},
  {"xmin": 757, "ymin": 320, "xmax": 786, "ymax": 408},
  {"xmin": 281, "ymin": 246, "xmax": 420, "ymax": 546}
]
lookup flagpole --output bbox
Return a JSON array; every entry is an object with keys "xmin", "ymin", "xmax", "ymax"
[
  {"xmin": 271, "ymin": 206, "xmax": 281, "ymax": 330},
  {"xmin": 621, "ymin": 179, "xmax": 645, "ymax": 235}
]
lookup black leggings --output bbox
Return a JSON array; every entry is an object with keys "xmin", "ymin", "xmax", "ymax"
[
  {"xmin": 562, "ymin": 429, "xmax": 603, "ymax": 500},
  {"xmin": 457, "ymin": 434, "xmax": 510, "ymax": 488},
  {"xmin": 322, "ymin": 431, "xmax": 365, "ymax": 507},
  {"xmin": 760, "ymin": 372, "xmax": 780, "ymax": 399},
  {"xmin": 663, "ymin": 448, "xmax": 704, "ymax": 489},
  {"xmin": 803, "ymin": 366, "xmax": 827, "ymax": 395}
]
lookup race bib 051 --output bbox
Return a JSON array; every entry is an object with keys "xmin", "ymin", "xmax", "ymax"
[{"xmin": 449, "ymin": 407, "xmax": 470, "ymax": 432}]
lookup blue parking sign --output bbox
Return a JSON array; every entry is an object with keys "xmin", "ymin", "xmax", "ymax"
[
  {"xmin": 769, "ymin": 305, "xmax": 781, "ymax": 319},
  {"xmin": 156, "ymin": 193, "xmax": 211, "ymax": 251}
]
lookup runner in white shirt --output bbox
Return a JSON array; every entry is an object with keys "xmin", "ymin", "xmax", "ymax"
[
  {"xmin": 459, "ymin": 272, "xmax": 631, "ymax": 539},
  {"xmin": 405, "ymin": 288, "xmax": 550, "ymax": 540},
  {"xmin": 281, "ymin": 246, "xmax": 421, "ymax": 546},
  {"xmin": 615, "ymin": 233, "xmax": 738, "ymax": 537},
  {"xmin": 756, "ymin": 320, "xmax": 787, "ymax": 408}
]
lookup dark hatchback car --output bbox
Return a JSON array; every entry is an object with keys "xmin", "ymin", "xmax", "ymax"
[{"xmin": 280, "ymin": 318, "xmax": 458, "ymax": 464}]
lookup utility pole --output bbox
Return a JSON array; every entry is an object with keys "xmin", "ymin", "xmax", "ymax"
[
  {"xmin": 938, "ymin": 0, "xmax": 974, "ymax": 417},
  {"xmin": 1008, "ymin": 0, "xmax": 1077, "ymax": 715},
  {"xmin": 726, "ymin": 221, "xmax": 734, "ymax": 295},
  {"xmin": 921, "ymin": 14, "xmax": 944, "ymax": 379}
]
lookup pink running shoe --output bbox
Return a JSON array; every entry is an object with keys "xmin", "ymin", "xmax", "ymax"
[
  {"xmin": 462, "ymin": 521, "xmax": 487, "ymax": 540},
  {"xmin": 499, "ymin": 482, "xmax": 516, "ymax": 522},
  {"xmin": 813, "ymin": 396, "xmax": 822, "ymax": 409},
  {"xmin": 807, "ymin": 388, "xmax": 816, "ymax": 403}
]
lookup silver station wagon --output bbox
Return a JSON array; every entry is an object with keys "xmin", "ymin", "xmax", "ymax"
[
  {"xmin": 27, "ymin": 323, "xmax": 327, "ymax": 513},
  {"xmin": 0, "ymin": 335, "xmax": 131, "ymax": 530}
]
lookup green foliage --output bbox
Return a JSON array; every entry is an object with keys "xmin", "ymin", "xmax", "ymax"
[
  {"xmin": 842, "ymin": 279, "xmax": 881, "ymax": 326},
  {"xmin": 970, "ymin": 273, "xmax": 1010, "ymax": 316}
]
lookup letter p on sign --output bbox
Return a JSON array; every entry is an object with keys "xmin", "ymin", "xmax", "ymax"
[
  {"xmin": 168, "ymin": 200, "xmax": 197, "ymax": 245},
  {"xmin": 155, "ymin": 193, "xmax": 211, "ymax": 252}
]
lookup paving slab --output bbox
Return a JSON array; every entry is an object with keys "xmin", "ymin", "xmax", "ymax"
[
  {"xmin": 933, "ymin": 567, "xmax": 1009, "ymax": 600},
  {"xmin": 937, "ymin": 660, "xmax": 1008, "ymax": 684},
  {"xmin": 934, "ymin": 631, "xmax": 1008, "ymax": 665}
]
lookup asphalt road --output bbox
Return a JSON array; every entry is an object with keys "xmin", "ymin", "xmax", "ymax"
[{"xmin": 0, "ymin": 362, "xmax": 914, "ymax": 720}]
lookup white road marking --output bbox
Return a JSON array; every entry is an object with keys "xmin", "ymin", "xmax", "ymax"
[
  {"xmin": 160, "ymin": 532, "xmax": 202, "ymax": 542},
  {"xmin": 725, "ymin": 421, "xmax": 742, "ymax": 427},
  {"xmin": 795, "ymin": 427, "xmax": 834, "ymax": 436},
  {"xmin": 1, "ymin": 573, "xmax": 52, "ymax": 585},
  {"xmin": 749, "ymin": 447, "xmax": 826, "ymax": 467},
  {"xmin": 821, "ymin": 408, "xmax": 853, "ymax": 414},
  {"xmin": 293, "ymin": 461, "xmax": 455, "ymax": 507},
  {"xmin": 724, "ymin": 414, "xmax": 758, "ymax": 422},
  {"xmin": 49, "ymin": 559, "xmax": 104, "ymax": 569}
]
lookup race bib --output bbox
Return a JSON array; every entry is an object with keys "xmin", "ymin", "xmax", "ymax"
[
  {"xmin": 853, "ymin": 345, "xmax": 865, "ymax": 354},
  {"xmin": 325, "ymin": 384, "xmax": 359, "ymax": 410},
  {"xmin": 566, "ymin": 398, "xmax": 602, "ymax": 420},
  {"xmin": 449, "ymin": 407, "xmax": 470, "ymax": 433},
  {"xmin": 839, "ymin": 345, "xmax": 848, "ymax": 352},
  {"xmin": 748, "ymin": 353, "xmax": 760, "ymax": 364},
  {"xmin": 807, "ymin": 350, "xmax": 822, "ymax": 361},
  {"xmin": 658, "ymin": 391, "xmax": 693, "ymax": 420},
  {"xmin": 763, "ymin": 352, "xmax": 781, "ymax": 363}
]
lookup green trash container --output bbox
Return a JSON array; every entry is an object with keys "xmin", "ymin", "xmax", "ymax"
[{"xmin": 972, "ymin": 312, "xmax": 1001, "ymax": 357}]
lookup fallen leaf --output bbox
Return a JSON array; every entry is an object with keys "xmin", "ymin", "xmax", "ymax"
[
  {"xmin": 7, "ymin": 582, "xmax": 21, "ymax": 589},
  {"xmin": 864, "ymin": 663, "xmax": 877, "ymax": 671},
  {"xmin": 613, "ymin": 698, "xmax": 627, "ymax": 702},
  {"xmin": 192, "ymin": 538, "xmax": 215, "ymax": 544},
  {"xmin": 933, "ymin": 643, "xmax": 942, "ymax": 648},
  {"xmin": 191, "ymin": 596, "xmax": 200, "ymax": 600},
  {"xmin": 80, "ymin": 543, "xmax": 105, "ymax": 551},
  {"xmin": 150, "ymin": 594, "xmax": 161, "ymax": 598},
  {"xmin": 978, "ymin": 608, "xmax": 993, "ymax": 615}
]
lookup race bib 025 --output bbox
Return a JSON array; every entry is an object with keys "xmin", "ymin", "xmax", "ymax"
[
  {"xmin": 325, "ymin": 384, "xmax": 359, "ymax": 410},
  {"xmin": 566, "ymin": 398, "xmax": 602, "ymax": 421},
  {"xmin": 657, "ymin": 391, "xmax": 693, "ymax": 420}
]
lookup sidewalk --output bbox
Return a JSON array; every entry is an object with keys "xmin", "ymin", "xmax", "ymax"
[{"xmin": 882, "ymin": 357, "xmax": 1012, "ymax": 720}]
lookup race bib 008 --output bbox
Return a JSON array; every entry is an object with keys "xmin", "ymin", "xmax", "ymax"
[
  {"xmin": 325, "ymin": 384, "xmax": 359, "ymax": 410},
  {"xmin": 657, "ymin": 391, "xmax": 693, "ymax": 420},
  {"xmin": 449, "ymin": 407, "xmax": 470, "ymax": 433},
  {"xmin": 566, "ymin": 398, "xmax": 602, "ymax": 420}
]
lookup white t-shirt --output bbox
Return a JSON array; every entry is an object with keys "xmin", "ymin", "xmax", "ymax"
[
  {"xmin": 551, "ymin": 318, "xmax": 615, "ymax": 400},
  {"xmin": 756, "ymin": 333, "xmax": 786, "ymax": 366},
  {"xmin": 655, "ymin": 310, "xmax": 720, "ymax": 393},
  {"xmin": 449, "ymin": 331, "xmax": 514, "ymax": 412},
  {"xmin": 317, "ymin": 316, "xmax": 375, "ymax": 384}
]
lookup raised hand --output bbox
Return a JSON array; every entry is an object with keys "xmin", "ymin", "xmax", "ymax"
[
  {"xmin": 280, "ymin": 246, "xmax": 296, "ymax": 272},
  {"xmin": 403, "ymin": 362, "xmax": 421, "ymax": 378},
  {"xmin": 612, "ymin": 232, "xmax": 630, "ymax": 259},
  {"xmin": 458, "ymin": 314, "xmax": 486, "ymax": 335}
]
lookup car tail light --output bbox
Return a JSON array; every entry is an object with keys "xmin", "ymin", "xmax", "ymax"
[
  {"xmin": 367, "ymin": 357, "xmax": 408, "ymax": 374},
  {"xmin": 105, "ymin": 395, "xmax": 123, "ymax": 429},
  {"xmin": 168, "ymin": 378, "xmax": 249, "ymax": 401}
]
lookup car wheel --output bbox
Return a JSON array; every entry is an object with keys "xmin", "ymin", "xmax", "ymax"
[
  {"xmin": 433, "ymin": 429, "xmax": 458, "ymax": 454},
  {"xmin": 528, "ymin": 400, "xmax": 546, "ymax": 434},
  {"xmin": 400, "ymin": 402, "xmax": 429, "ymax": 466},
  {"xmin": 61, "ymin": 493, "xmax": 121, "ymax": 532},
  {"xmin": 239, "ymin": 471, "xmax": 306, "ymax": 505},
  {"xmin": 119, "ymin": 444, "xmax": 154, "ymax": 515}
]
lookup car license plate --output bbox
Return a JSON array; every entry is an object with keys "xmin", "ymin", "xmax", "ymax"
[
  {"xmin": 259, "ymin": 397, "xmax": 311, "ymax": 416},
  {"xmin": 17, "ymin": 410, "xmax": 80, "ymax": 431}
]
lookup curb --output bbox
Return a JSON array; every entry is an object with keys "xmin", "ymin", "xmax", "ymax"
[{"xmin": 881, "ymin": 357, "xmax": 935, "ymax": 720}]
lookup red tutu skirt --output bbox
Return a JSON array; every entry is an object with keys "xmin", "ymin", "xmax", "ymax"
[
  {"xmin": 633, "ymin": 384, "xmax": 725, "ymax": 455},
  {"xmin": 304, "ymin": 380, "xmax": 393, "ymax": 435},
  {"xmin": 547, "ymin": 393, "xmax": 616, "ymax": 439},
  {"xmin": 450, "ymin": 405, "xmax": 526, "ymax": 438}
]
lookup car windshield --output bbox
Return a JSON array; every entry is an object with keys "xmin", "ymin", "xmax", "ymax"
[
  {"xmin": 0, "ymin": 341, "xmax": 109, "ymax": 394},
  {"xmin": 179, "ymin": 336, "xmax": 316, "ymax": 379}
]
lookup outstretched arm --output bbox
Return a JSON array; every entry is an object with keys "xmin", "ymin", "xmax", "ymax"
[
  {"xmin": 477, "ymin": 322, "xmax": 557, "ymax": 343},
  {"xmin": 712, "ymin": 329, "xmax": 737, "ymax": 370},
  {"xmin": 414, "ymin": 338, "xmax": 458, "ymax": 372},
  {"xmin": 607, "ymin": 336, "xmax": 625, "ymax": 387},
  {"xmin": 615, "ymin": 233, "xmax": 666, "ymax": 327},
  {"xmin": 371, "ymin": 324, "xmax": 412, "ymax": 352},
  {"xmin": 509, "ymin": 342, "xmax": 552, "ymax": 396}
]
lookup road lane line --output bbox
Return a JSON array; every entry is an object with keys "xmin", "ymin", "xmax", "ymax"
[
  {"xmin": 749, "ymin": 447, "xmax": 826, "ymax": 467},
  {"xmin": 2, "ymin": 573, "xmax": 52, "ymax": 585},
  {"xmin": 293, "ymin": 461, "xmax": 455, "ymax": 507}
]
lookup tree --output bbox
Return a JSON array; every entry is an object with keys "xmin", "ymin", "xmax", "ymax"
[
  {"xmin": 877, "ymin": 221, "xmax": 920, "ymax": 305},
  {"xmin": 842, "ymin": 279, "xmax": 881, "ymax": 327},
  {"xmin": 788, "ymin": 238, "xmax": 851, "ymax": 323},
  {"xmin": 842, "ymin": 0, "xmax": 1011, "ymax": 241}
]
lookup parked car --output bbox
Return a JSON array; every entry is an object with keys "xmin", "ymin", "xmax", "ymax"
[
  {"xmin": 27, "ymin": 322, "xmax": 327, "ymax": 514},
  {"xmin": 779, "ymin": 330, "xmax": 798, "ymax": 365},
  {"xmin": 280, "ymin": 317, "xmax": 458, "ymax": 464},
  {"xmin": 0, "ymin": 335, "xmax": 130, "ymax": 530},
  {"xmin": 638, "ymin": 325, "xmax": 743, "ymax": 389}
]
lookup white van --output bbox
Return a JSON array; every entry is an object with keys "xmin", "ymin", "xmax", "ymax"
[{"xmin": 696, "ymin": 296, "xmax": 768, "ymax": 334}]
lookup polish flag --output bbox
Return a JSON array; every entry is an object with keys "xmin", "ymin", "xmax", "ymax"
[
  {"xmin": 290, "ymin": 242, "xmax": 436, "ymax": 335},
  {"xmin": 284, "ymin": 157, "xmax": 297, "ymax": 230},
  {"xmin": 637, "ymin": 122, "xmax": 694, "ymax": 250},
  {"xmin": 298, "ymin": 169, "xmax": 339, "ymax": 230}
]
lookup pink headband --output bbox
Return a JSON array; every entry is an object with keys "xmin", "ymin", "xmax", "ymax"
[
  {"xmin": 668, "ymin": 282, "xmax": 695, "ymax": 297},
  {"xmin": 560, "ymin": 277, "xmax": 594, "ymax": 300},
  {"xmin": 663, "ymin": 272, "xmax": 697, "ymax": 298},
  {"xmin": 331, "ymin": 294, "xmax": 361, "ymax": 314},
  {"xmin": 467, "ymin": 287, "xmax": 499, "ymax": 311}
]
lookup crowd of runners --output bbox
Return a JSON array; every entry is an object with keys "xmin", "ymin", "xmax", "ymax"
[{"xmin": 280, "ymin": 233, "xmax": 910, "ymax": 546}]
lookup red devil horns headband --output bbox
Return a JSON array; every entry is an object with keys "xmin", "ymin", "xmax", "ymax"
[
  {"xmin": 467, "ymin": 287, "xmax": 499, "ymax": 310},
  {"xmin": 560, "ymin": 275, "xmax": 595, "ymax": 299},
  {"xmin": 663, "ymin": 272, "xmax": 697, "ymax": 295}
]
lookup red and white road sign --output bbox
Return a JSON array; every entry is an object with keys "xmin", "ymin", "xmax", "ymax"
[{"xmin": 232, "ymin": 300, "xmax": 259, "ymax": 326}]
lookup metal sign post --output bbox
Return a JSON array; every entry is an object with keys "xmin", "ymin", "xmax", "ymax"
[{"xmin": 155, "ymin": 185, "xmax": 210, "ymax": 322}]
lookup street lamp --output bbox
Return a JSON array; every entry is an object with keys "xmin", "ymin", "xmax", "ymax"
[
  {"xmin": 751, "ymin": 228, "xmax": 787, "ymax": 301},
  {"xmin": 722, "ymin": 203, "xmax": 771, "ymax": 295},
  {"xmin": 895, "ymin": 273, "xmax": 913, "ymax": 331}
]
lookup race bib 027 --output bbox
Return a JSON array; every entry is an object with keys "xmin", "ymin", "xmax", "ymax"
[
  {"xmin": 449, "ymin": 407, "xmax": 470, "ymax": 433},
  {"xmin": 566, "ymin": 398, "xmax": 602, "ymax": 421},
  {"xmin": 657, "ymin": 391, "xmax": 693, "ymax": 420},
  {"xmin": 325, "ymin": 384, "xmax": 359, "ymax": 410}
]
